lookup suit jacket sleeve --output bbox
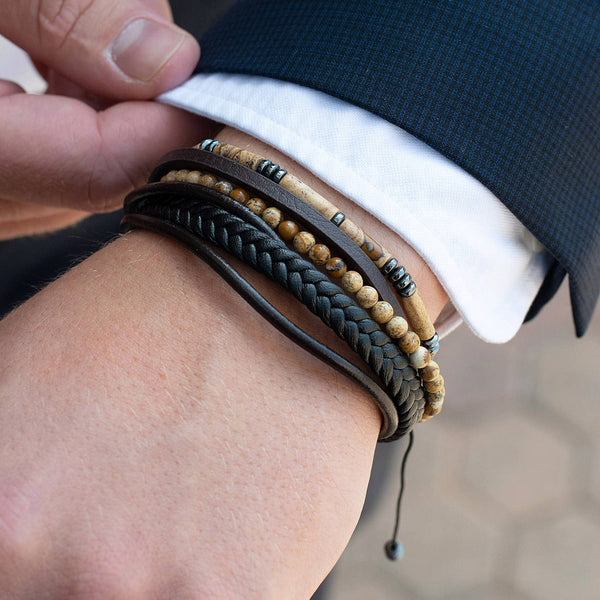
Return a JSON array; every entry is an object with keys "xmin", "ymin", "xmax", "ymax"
[{"xmin": 191, "ymin": 0, "xmax": 600, "ymax": 336}]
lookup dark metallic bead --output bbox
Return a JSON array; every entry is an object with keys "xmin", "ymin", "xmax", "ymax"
[
  {"xmin": 395, "ymin": 272, "xmax": 412, "ymax": 290},
  {"xmin": 397, "ymin": 281, "xmax": 417, "ymax": 297},
  {"xmin": 330, "ymin": 211, "xmax": 346, "ymax": 227},
  {"xmin": 256, "ymin": 159, "xmax": 273, "ymax": 176},
  {"xmin": 388, "ymin": 265, "xmax": 406, "ymax": 283},
  {"xmin": 382, "ymin": 257, "xmax": 398, "ymax": 275},
  {"xmin": 272, "ymin": 169, "xmax": 287, "ymax": 183},
  {"xmin": 265, "ymin": 163, "xmax": 281, "ymax": 179},
  {"xmin": 200, "ymin": 138, "xmax": 214, "ymax": 151},
  {"xmin": 384, "ymin": 540, "xmax": 404, "ymax": 561},
  {"xmin": 423, "ymin": 333, "xmax": 440, "ymax": 355}
]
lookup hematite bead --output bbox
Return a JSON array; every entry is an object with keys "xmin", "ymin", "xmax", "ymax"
[
  {"xmin": 397, "ymin": 281, "xmax": 417, "ymax": 297},
  {"xmin": 382, "ymin": 258, "xmax": 398, "ymax": 275},
  {"xmin": 273, "ymin": 169, "xmax": 287, "ymax": 183},
  {"xmin": 256, "ymin": 159, "xmax": 272, "ymax": 176},
  {"xmin": 200, "ymin": 139, "xmax": 214, "ymax": 151},
  {"xmin": 330, "ymin": 212, "xmax": 346, "ymax": 227},
  {"xmin": 263, "ymin": 162, "xmax": 281, "ymax": 180},
  {"xmin": 395, "ymin": 272, "xmax": 412, "ymax": 290},
  {"xmin": 422, "ymin": 333, "xmax": 440, "ymax": 352},
  {"xmin": 388, "ymin": 265, "xmax": 406, "ymax": 283}
]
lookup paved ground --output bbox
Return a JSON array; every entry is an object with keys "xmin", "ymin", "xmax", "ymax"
[{"xmin": 328, "ymin": 283, "xmax": 600, "ymax": 600}]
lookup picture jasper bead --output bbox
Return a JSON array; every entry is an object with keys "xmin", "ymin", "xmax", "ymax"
[
  {"xmin": 246, "ymin": 197, "xmax": 267, "ymax": 215},
  {"xmin": 214, "ymin": 180, "xmax": 234, "ymax": 194},
  {"xmin": 341, "ymin": 270, "xmax": 363, "ymax": 293},
  {"xmin": 230, "ymin": 187, "xmax": 250, "ymax": 204},
  {"xmin": 199, "ymin": 173, "xmax": 218, "ymax": 188},
  {"xmin": 356, "ymin": 286, "xmax": 379, "ymax": 309},
  {"xmin": 424, "ymin": 376, "xmax": 444, "ymax": 393},
  {"xmin": 278, "ymin": 220, "xmax": 300, "ymax": 241},
  {"xmin": 408, "ymin": 346, "xmax": 431, "ymax": 369},
  {"xmin": 162, "ymin": 170, "xmax": 177, "ymax": 182},
  {"xmin": 398, "ymin": 331, "xmax": 420, "ymax": 354},
  {"xmin": 175, "ymin": 169, "xmax": 189, "ymax": 181},
  {"xmin": 420, "ymin": 361, "xmax": 440, "ymax": 381},
  {"xmin": 186, "ymin": 170, "xmax": 202, "ymax": 184},
  {"xmin": 293, "ymin": 231, "xmax": 316, "ymax": 254},
  {"xmin": 262, "ymin": 207, "xmax": 284, "ymax": 228},
  {"xmin": 308, "ymin": 243, "xmax": 331, "ymax": 265},
  {"xmin": 371, "ymin": 301, "xmax": 394, "ymax": 324},
  {"xmin": 386, "ymin": 316, "xmax": 409, "ymax": 338},
  {"xmin": 325, "ymin": 257, "xmax": 347, "ymax": 278}
]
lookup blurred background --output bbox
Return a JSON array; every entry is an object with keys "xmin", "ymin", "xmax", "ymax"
[{"xmin": 1, "ymin": 1, "xmax": 599, "ymax": 598}]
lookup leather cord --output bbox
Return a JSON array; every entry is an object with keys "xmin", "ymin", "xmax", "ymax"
[
  {"xmin": 123, "ymin": 186, "xmax": 425, "ymax": 440},
  {"xmin": 121, "ymin": 212, "xmax": 399, "ymax": 439},
  {"xmin": 149, "ymin": 148, "xmax": 406, "ymax": 320}
]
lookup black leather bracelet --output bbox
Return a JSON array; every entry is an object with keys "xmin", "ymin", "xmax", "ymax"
[{"xmin": 122, "ymin": 183, "xmax": 425, "ymax": 440}]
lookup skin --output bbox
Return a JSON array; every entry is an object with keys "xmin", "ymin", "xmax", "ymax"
[
  {"xmin": 0, "ymin": 0, "xmax": 207, "ymax": 239},
  {"xmin": 0, "ymin": 127, "xmax": 448, "ymax": 598}
]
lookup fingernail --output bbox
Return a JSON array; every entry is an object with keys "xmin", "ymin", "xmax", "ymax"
[{"xmin": 111, "ymin": 18, "xmax": 186, "ymax": 82}]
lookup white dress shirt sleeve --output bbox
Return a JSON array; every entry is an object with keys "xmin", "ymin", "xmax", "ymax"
[{"xmin": 160, "ymin": 73, "xmax": 552, "ymax": 343}]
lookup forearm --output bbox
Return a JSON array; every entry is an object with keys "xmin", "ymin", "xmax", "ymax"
[{"xmin": 0, "ymin": 130, "xmax": 447, "ymax": 598}]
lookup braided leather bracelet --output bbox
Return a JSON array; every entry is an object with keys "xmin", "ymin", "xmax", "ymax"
[
  {"xmin": 122, "ymin": 181, "xmax": 425, "ymax": 441},
  {"xmin": 149, "ymin": 148, "xmax": 445, "ymax": 419}
]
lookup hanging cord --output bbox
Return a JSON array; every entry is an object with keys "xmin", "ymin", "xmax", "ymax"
[{"xmin": 385, "ymin": 430, "xmax": 415, "ymax": 560}]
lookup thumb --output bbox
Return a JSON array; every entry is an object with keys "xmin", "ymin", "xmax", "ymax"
[{"xmin": 0, "ymin": 0, "xmax": 200, "ymax": 99}]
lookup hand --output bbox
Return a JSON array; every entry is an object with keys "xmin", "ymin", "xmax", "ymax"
[{"xmin": 0, "ymin": 0, "xmax": 211, "ymax": 240}]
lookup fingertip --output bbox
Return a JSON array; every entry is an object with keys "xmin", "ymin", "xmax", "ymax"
[{"xmin": 151, "ymin": 31, "xmax": 200, "ymax": 94}]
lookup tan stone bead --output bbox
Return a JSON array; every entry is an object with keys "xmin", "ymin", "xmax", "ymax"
[
  {"xmin": 214, "ymin": 180, "xmax": 234, "ymax": 194},
  {"xmin": 199, "ymin": 174, "xmax": 218, "ymax": 188},
  {"xmin": 325, "ymin": 257, "xmax": 347, "ymax": 278},
  {"xmin": 423, "ymin": 399, "xmax": 443, "ymax": 418},
  {"xmin": 398, "ymin": 331, "xmax": 420, "ymax": 354},
  {"xmin": 409, "ymin": 346, "xmax": 432, "ymax": 369},
  {"xmin": 371, "ymin": 301, "xmax": 394, "ymax": 324},
  {"xmin": 341, "ymin": 271, "xmax": 363, "ymax": 293},
  {"xmin": 308, "ymin": 243, "xmax": 331, "ymax": 266},
  {"xmin": 420, "ymin": 361, "xmax": 440, "ymax": 382},
  {"xmin": 173, "ymin": 169, "xmax": 188, "ymax": 181},
  {"xmin": 292, "ymin": 231, "xmax": 316, "ymax": 254},
  {"xmin": 356, "ymin": 286, "xmax": 379, "ymax": 309},
  {"xmin": 162, "ymin": 170, "xmax": 178, "ymax": 182},
  {"xmin": 424, "ymin": 375, "xmax": 445, "ymax": 393},
  {"xmin": 246, "ymin": 197, "xmax": 266, "ymax": 215},
  {"xmin": 230, "ymin": 188, "xmax": 250, "ymax": 204},
  {"xmin": 186, "ymin": 170, "xmax": 202, "ymax": 184},
  {"xmin": 426, "ymin": 388, "xmax": 445, "ymax": 404},
  {"xmin": 278, "ymin": 220, "xmax": 300, "ymax": 241},
  {"xmin": 386, "ymin": 316, "xmax": 409, "ymax": 338},
  {"xmin": 262, "ymin": 207, "xmax": 284, "ymax": 229}
]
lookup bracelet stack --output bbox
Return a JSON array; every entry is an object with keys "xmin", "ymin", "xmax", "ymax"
[
  {"xmin": 172, "ymin": 139, "xmax": 444, "ymax": 421},
  {"xmin": 122, "ymin": 142, "xmax": 446, "ymax": 440}
]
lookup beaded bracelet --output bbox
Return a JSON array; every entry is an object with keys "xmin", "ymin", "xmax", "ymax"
[{"xmin": 151, "ymin": 149, "xmax": 445, "ymax": 420}]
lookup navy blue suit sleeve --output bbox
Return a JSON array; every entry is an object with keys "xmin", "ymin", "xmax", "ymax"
[{"xmin": 193, "ymin": 0, "xmax": 600, "ymax": 336}]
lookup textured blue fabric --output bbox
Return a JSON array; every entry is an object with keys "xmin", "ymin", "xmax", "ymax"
[{"xmin": 194, "ymin": 0, "xmax": 600, "ymax": 335}]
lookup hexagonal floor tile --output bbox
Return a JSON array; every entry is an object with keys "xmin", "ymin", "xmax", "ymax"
[
  {"xmin": 515, "ymin": 512, "xmax": 600, "ymax": 600},
  {"xmin": 462, "ymin": 414, "xmax": 571, "ymax": 515},
  {"xmin": 535, "ymin": 338, "xmax": 600, "ymax": 436}
]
